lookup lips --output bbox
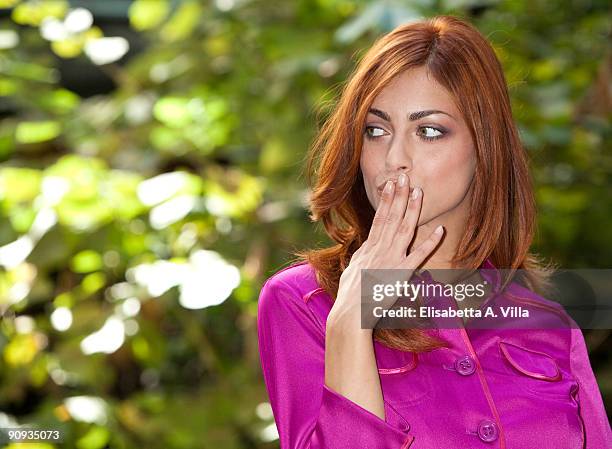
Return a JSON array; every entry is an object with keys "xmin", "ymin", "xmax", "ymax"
[{"xmin": 377, "ymin": 180, "xmax": 413, "ymax": 196}]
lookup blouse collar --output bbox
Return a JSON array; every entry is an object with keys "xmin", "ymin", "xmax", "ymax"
[{"xmin": 416, "ymin": 256, "xmax": 502, "ymax": 294}]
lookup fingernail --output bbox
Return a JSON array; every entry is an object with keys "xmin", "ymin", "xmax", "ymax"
[
  {"xmin": 435, "ymin": 225, "xmax": 444, "ymax": 235},
  {"xmin": 398, "ymin": 173, "xmax": 407, "ymax": 187},
  {"xmin": 384, "ymin": 180, "xmax": 394, "ymax": 193},
  {"xmin": 411, "ymin": 187, "xmax": 420, "ymax": 199}
]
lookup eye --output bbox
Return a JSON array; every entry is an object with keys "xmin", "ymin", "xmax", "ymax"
[
  {"xmin": 364, "ymin": 126, "xmax": 386, "ymax": 140},
  {"xmin": 417, "ymin": 126, "xmax": 445, "ymax": 141}
]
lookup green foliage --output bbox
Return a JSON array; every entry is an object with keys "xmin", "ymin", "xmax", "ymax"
[{"xmin": 0, "ymin": 0, "xmax": 610, "ymax": 448}]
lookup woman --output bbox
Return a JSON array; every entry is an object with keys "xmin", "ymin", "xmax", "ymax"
[{"xmin": 256, "ymin": 15, "xmax": 611, "ymax": 449}]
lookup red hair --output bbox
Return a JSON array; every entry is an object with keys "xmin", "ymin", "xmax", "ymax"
[{"xmin": 293, "ymin": 14, "xmax": 552, "ymax": 352}]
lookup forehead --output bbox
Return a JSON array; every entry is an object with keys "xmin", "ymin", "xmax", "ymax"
[{"xmin": 370, "ymin": 66, "xmax": 458, "ymax": 114}]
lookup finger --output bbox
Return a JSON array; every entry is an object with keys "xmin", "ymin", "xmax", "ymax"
[
  {"xmin": 404, "ymin": 225, "xmax": 444, "ymax": 269},
  {"xmin": 393, "ymin": 186, "xmax": 422, "ymax": 256},
  {"xmin": 378, "ymin": 173, "xmax": 411, "ymax": 248},
  {"xmin": 368, "ymin": 180, "xmax": 395, "ymax": 245}
]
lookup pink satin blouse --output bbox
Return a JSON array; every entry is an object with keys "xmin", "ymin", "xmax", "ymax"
[{"xmin": 256, "ymin": 259, "xmax": 611, "ymax": 448}]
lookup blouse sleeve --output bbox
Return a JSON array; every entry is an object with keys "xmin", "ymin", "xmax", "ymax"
[
  {"xmin": 256, "ymin": 275, "xmax": 415, "ymax": 449},
  {"xmin": 569, "ymin": 327, "xmax": 612, "ymax": 449}
]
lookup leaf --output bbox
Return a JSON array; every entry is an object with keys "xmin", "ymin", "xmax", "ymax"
[
  {"xmin": 0, "ymin": 167, "xmax": 42, "ymax": 203},
  {"xmin": 334, "ymin": 2, "xmax": 385, "ymax": 44},
  {"xmin": 15, "ymin": 121, "xmax": 61, "ymax": 144},
  {"xmin": 71, "ymin": 250, "xmax": 103, "ymax": 273},
  {"xmin": 4, "ymin": 333, "xmax": 39, "ymax": 366},
  {"xmin": 38, "ymin": 88, "xmax": 81, "ymax": 114},
  {"xmin": 160, "ymin": 1, "xmax": 202, "ymax": 42},
  {"xmin": 76, "ymin": 425, "xmax": 110, "ymax": 449},
  {"xmin": 153, "ymin": 97, "xmax": 192, "ymax": 128},
  {"xmin": 12, "ymin": 0, "xmax": 68, "ymax": 26},
  {"xmin": 129, "ymin": 0, "xmax": 170, "ymax": 31}
]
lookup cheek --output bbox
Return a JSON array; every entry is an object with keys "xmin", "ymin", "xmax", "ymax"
[
  {"xmin": 421, "ymin": 147, "xmax": 476, "ymax": 207},
  {"xmin": 360, "ymin": 149, "xmax": 379, "ymax": 186},
  {"xmin": 360, "ymin": 149, "xmax": 384, "ymax": 208},
  {"xmin": 360, "ymin": 147, "xmax": 376, "ymax": 172},
  {"xmin": 429, "ymin": 151, "xmax": 473, "ymax": 185}
]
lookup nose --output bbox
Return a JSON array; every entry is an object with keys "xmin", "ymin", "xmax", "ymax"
[{"xmin": 385, "ymin": 135, "xmax": 413, "ymax": 174}]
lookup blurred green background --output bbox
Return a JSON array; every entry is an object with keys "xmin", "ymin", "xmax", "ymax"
[{"xmin": 0, "ymin": 0, "xmax": 610, "ymax": 448}]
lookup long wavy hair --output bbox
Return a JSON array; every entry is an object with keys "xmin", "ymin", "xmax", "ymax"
[{"xmin": 292, "ymin": 14, "xmax": 554, "ymax": 353}]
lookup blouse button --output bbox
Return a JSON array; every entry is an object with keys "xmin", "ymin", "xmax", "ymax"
[
  {"xmin": 477, "ymin": 419, "xmax": 498, "ymax": 443},
  {"xmin": 454, "ymin": 355, "xmax": 476, "ymax": 376}
]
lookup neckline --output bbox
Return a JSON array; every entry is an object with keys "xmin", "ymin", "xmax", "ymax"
[
  {"xmin": 413, "ymin": 257, "xmax": 504, "ymax": 328},
  {"xmin": 415, "ymin": 257, "xmax": 501, "ymax": 294}
]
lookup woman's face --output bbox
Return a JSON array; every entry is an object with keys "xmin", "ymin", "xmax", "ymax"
[{"xmin": 360, "ymin": 66, "xmax": 477, "ymax": 234}]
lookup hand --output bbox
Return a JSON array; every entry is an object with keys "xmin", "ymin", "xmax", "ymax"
[{"xmin": 327, "ymin": 173, "xmax": 445, "ymax": 333}]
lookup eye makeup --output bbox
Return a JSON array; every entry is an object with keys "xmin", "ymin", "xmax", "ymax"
[{"xmin": 363, "ymin": 124, "xmax": 447, "ymax": 142}]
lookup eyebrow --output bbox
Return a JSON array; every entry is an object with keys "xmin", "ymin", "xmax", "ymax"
[{"xmin": 368, "ymin": 107, "xmax": 455, "ymax": 122}]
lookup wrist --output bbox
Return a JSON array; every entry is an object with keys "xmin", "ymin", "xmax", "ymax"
[{"xmin": 326, "ymin": 310, "xmax": 373, "ymax": 338}]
